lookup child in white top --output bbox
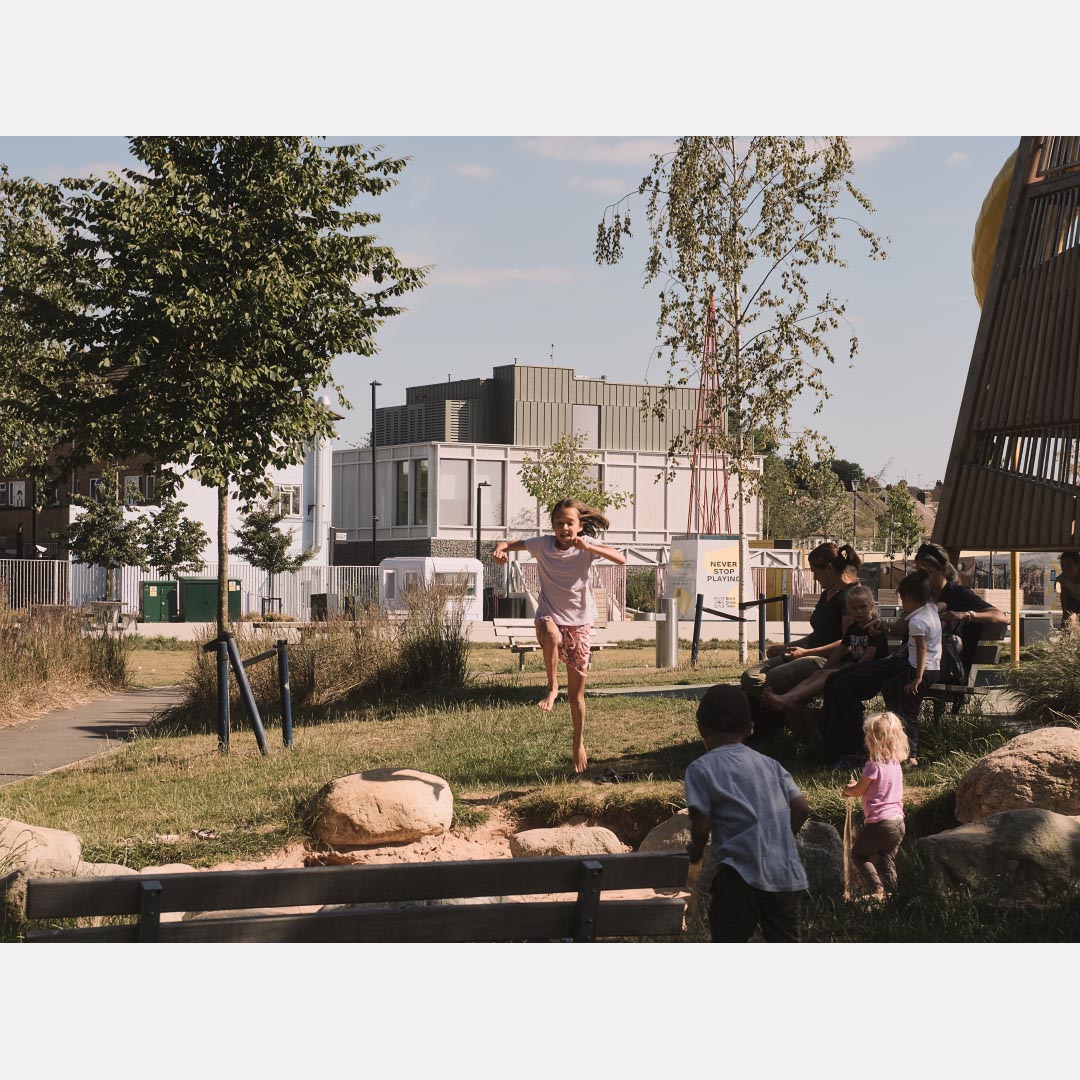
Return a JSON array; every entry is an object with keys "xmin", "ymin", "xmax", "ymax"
[
  {"xmin": 881, "ymin": 571, "xmax": 941, "ymax": 767},
  {"xmin": 493, "ymin": 499, "xmax": 626, "ymax": 773}
]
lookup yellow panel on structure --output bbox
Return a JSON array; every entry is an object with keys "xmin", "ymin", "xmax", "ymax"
[{"xmin": 971, "ymin": 149, "xmax": 1018, "ymax": 309}]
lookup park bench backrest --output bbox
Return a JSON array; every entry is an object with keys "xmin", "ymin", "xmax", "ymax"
[{"xmin": 25, "ymin": 851, "xmax": 689, "ymax": 943}]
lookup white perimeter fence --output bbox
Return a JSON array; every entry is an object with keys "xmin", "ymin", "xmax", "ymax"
[{"xmin": 1, "ymin": 558, "xmax": 379, "ymax": 622}]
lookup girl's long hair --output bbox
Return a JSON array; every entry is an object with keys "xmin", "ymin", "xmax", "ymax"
[
  {"xmin": 550, "ymin": 498, "xmax": 609, "ymax": 538},
  {"xmin": 863, "ymin": 712, "xmax": 910, "ymax": 764}
]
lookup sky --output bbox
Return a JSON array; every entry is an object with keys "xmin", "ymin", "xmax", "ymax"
[{"xmin": 0, "ymin": 134, "xmax": 1019, "ymax": 488}]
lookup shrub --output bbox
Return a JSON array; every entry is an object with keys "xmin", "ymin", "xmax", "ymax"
[
  {"xmin": 0, "ymin": 603, "xmax": 128, "ymax": 726},
  {"xmin": 626, "ymin": 568, "xmax": 657, "ymax": 613},
  {"xmin": 175, "ymin": 583, "xmax": 471, "ymax": 730},
  {"xmin": 1003, "ymin": 625, "xmax": 1080, "ymax": 724}
]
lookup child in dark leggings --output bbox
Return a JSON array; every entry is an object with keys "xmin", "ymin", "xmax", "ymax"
[{"xmin": 841, "ymin": 712, "xmax": 908, "ymax": 899}]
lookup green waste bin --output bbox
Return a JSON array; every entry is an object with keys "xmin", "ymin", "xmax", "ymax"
[
  {"xmin": 180, "ymin": 577, "xmax": 242, "ymax": 622},
  {"xmin": 141, "ymin": 580, "xmax": 179, "ymax": 622}
]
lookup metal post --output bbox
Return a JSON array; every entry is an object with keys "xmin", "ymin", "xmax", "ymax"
[
  {"xmin": 782, "ymin": 592, "xmax": 791, "ymax": 647},
  {"xmin": 573, "ymin": 859, "xmax": 604, "ymax": 942},
  {"xmin": 758, "ymin": 591, "xmax": 767, "ymax": 661},
  {"xmin": 476, "ymin": 480, "xmax": 490, "ymax": 562},
  {"xmin": 371, "ymin": 380, "xmax": 380, "ymax": 567},
  {"xmin": 224, "ymin": 633, "xmax": 269, "ymax": 755},
  {"xmin": 277, "ymin": 639, "xmax": 293, "ymax": 748},
  {"xmin": 691, "ymin": 593, "xmax": 704, "ymax": 668},
  {"xmin": 216, "ymin": 637, "xmax": 230, "ymax": 752},
  {"xmin": 851, "ymin": 479, "xmax": 859, "ymax": 545},
  {"xmin": 656, "ymin": 596, "xmax": 679, "ymax": 669}
]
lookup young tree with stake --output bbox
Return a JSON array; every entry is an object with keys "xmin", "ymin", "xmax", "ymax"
[{"xmin": 596, "ymin": 137, "xmax": 885, "ymax": 662}]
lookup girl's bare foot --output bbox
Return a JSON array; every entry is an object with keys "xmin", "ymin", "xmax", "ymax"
[
  {"xmin": 538, "ymin": 688, "xmax": 559, "ymax": 711},
  {"xmin": 573, "ymin": 741, "xmax": 588, "ymax": 774}
]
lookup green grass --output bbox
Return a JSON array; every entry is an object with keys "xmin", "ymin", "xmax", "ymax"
[{"xmin": 1, "ymin": 632, "xmax": 1051, "ymax": 941}]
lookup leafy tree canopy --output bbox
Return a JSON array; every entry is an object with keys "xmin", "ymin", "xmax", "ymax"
[{"xmin": 230, "ymin": 501, "xmax": 313, "ymax": 580}]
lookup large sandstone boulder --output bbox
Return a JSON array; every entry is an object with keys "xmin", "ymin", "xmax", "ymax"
[
  {"xmin": 955, "ymin": 728, "xmax": 1080, "ymax": 823},
  {"xmin": 509, "ymin": 826, "xmax": 626, "ymax": 858},
  {"xmin": 639, "ymin": 810, "xmax": 691, "ymax": 852},
  {"xmin": 76, "ymin": 862, "xmax": 139, "ymax": 878},
  {"xmin": 918, "ymin": 808, "xmax": 1080, "ymax": 903},
  {"xmin": 311, "ymin": 769, "xmax": 453, "ymax": 848},
  {"xmin": 139, "ymin": 863, "xmax": 198, "ymax": 922},
  {"xmin": 0, "ymin": 817, "xmax": 82, "ymax": 876}
]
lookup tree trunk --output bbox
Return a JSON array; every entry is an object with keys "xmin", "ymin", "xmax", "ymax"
[{"xmin": 217, "ymin": 484, "xmax": 228, "ymax": 637}]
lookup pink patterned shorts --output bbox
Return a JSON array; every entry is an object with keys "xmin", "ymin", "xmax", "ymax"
[{"xmin": 537, "ymin": 618, "xmax": 593, "ymax": 675}]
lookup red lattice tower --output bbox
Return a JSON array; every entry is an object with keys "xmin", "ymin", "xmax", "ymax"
[{"xmin": 685, "ymin": 291, "xmax": 732, "ymax": 535}]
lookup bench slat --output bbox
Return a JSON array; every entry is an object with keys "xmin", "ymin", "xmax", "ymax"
[
  {"xmin": 25, "ymin": 852, "xmax": 690, "ymax": 919},
  {"xmin": 26, "ymin": 897, "xmax": 687, "ymax": 943}
]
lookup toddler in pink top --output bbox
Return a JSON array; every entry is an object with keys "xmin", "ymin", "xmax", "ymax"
[
  {"xmin": 841, "ymin": 711, "xmax": 908, "ymax": 898},
  {"xmin": 493, "ymin": 498, "xmax": 626, "ymax": 774}
]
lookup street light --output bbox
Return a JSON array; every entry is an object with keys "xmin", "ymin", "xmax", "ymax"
[
  {"xmin": 850, "ymin": 479, "xmax": 859, "ymax": 545},
  {"xmin": 476, "ymin": 481, "xmax": 491, "ymax": 561},
  {"xmin": 370, "ymin": 380, "xmax": 381, "ymax": 567}
]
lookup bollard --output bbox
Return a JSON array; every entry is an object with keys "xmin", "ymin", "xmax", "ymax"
[
  {"xmin": 782, "ymin": 593, "xmax": 791, "ymax": 648},
  {"xmin": 758, "ymin": 592, "xmax": 767, "ymax": 661},
  {"xmin": 691, "ymin": 593, "xmax": 704, "ymax": 668},
  {"xmin": 224, "ymin": 633, "xmax": 269, "ymax": 755},
  {"xmin": 656, "ymin": 597, "xmax": 679, "ymax": 669}
]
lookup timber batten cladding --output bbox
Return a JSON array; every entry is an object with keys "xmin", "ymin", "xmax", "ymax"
[
  {"xmin": 375, "ymin": 363, "xmax": 700, "ymax": 454},
  {"xmin": 935, "ymin": 136, "xmax": 1080, "ymax": 551}
]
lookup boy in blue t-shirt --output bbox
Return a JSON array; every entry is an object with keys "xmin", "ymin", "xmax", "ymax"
[{"xmin": 685, "ymin": 684, "xmax": 810, "ymax": 942}]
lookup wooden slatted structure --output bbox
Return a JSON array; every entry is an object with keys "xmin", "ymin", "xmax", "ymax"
[{"xmin": 935, "ymin": 136, "xmax": 1080, "ymax": 551}]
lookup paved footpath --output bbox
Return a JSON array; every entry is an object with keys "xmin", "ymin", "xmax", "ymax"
[{"xmin": 0, "ymin": 686, "xmax": 185, "ymax": 788}]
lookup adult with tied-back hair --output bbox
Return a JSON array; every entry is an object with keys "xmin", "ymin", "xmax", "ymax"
[
  {"xmin": 1056, "ymin": 551, "xmax": 1080, "ymax": 629},
  {"xmin": 493, "ymin": 498, "xmax": 626, "ymax": 775},
  {"xmin": 741, "ymin": 543, "xmax": 863, "ymax": 715},
  {"xmin": 905, "ymin": 542, "xmax": 1007, "ymax": 673}
]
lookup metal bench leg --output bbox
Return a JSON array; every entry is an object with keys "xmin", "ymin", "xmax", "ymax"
[
  {"xmin": 519, "ymin": 651, "xmax": 526, "ymax": 672},
  {"xmin": 573, "ymin": 860, "xmax": 604, "ymax": 942}
]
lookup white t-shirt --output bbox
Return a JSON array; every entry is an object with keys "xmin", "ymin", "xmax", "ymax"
[
  {"xmin": 522, "ymin": 535, "xmax": 600, "ymax": 625},
  {"xmin": 906, "ymin": 602, "xmax": 942, "ymax": 671}
]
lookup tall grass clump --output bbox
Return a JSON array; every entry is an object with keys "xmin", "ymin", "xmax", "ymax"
[
  {"xmin": 0, "ymin": 602, "xmax": 128, "ymax": 727},
  {"xmin": 1003, "ymin": 624, "xmax": 1080, "ymax": 725},
  {"xmin": 175, "ymin": 583, "xmax": 472, "ymax": 730}
]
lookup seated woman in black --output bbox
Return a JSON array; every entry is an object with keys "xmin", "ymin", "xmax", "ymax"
[
  {"xmin": 741, "ymin": 542, "xmax": 861, "ymax": 705},
  {"xmin": 907, "ymin": 542, "xmax": 1007, "ymax": 672}
]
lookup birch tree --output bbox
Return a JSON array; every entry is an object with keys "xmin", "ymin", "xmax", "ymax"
[{"xmin": 596, "ymin": 137, "xmax": 885, "ymax": 660}]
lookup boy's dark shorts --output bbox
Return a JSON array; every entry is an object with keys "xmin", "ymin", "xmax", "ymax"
[{"xmin": 708, "ymin": 864, "xmax": 805, "ymax": 943}]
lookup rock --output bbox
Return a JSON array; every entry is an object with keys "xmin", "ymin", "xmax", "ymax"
[
  {"xmin": 918, "ymin": 808, "xmax": 1080, "ymax": 904},
  {"xmin": 639, "ymin": 810, "xmax": 690, "ymax": 852},
  {"xmin": 76, "ymin": 862, "xmax": 139, "ymax": 878},
  {"xmin": 955, "ymin": 728, "xmax": 1080, "ymax": 823},
  {"xmin": 311, "ymin": 768, "xmax": 453, "ymax": 848},
  {"xmin": 509, "ymin": 826, "xmax": 627, "ymax": 858},
  {"xmin": 795, "ymin": 820, "xmax": 845, "ymax": 898},
  {"xmin": 0, "ymin": 817, "xmax": 82, "ymax": 877}
]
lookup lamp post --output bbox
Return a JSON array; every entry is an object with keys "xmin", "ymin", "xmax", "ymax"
[
  {"xmin": 476, "ymin": 481, "xmax": 491, "ymax": 561},
  {"xmin": 850, "ymin": 479, "xmax": 859, "ymax": 546},
  {"xmin": 370, "ymin": 380, "xmax": 381, "ymax": 567}
]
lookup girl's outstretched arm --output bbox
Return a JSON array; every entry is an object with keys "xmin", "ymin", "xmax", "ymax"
[
  {"xmin": 492, "ymin": 540, "xmax": 528, "ymax": 563},
  {"xmin": 573, "ymin": 537, "xmax": 626, "ymax": 564}
]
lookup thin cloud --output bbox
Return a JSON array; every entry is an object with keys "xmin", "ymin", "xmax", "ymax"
[
  {"xmin": 846, "ymin": 137, "xmax": 909, "ymax": 163},
  {"xmin": 39, "ymin": 161, "xmax": 134, "ymax": 183},
  {"xmin": 452, "ymin": 162, "xmax": 495, "ymax": 180},
  {"xmin": 435, "ymin": 265, "xmax": 579, "ymax": 288},
  {"xmin": 945, "ymin": 150, "xmax": 970, "ymax": 166},
  {"xmin": 519, "ymin": 137, "xmax": 671, "ymax": 165},
  {"xmin": 566, "ymin": 175, "xmax": 628, "ymax": 195}
]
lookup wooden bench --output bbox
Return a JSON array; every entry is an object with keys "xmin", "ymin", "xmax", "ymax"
[
  {"xmin": 493, "ymin": 620, "xmax": 613, "ymax": 671},
  {"xmin": 23, "ymin": 851, "xmax": 689, "ymax": 943}
]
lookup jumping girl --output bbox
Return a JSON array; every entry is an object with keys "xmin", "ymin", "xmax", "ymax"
[
  {"xmin": 493, "ymin": 499, "xmax": 626, "ymax": 773},
  {"xmin": 841, "ymin": 711, "xmax": 908, "ymax": 899}
]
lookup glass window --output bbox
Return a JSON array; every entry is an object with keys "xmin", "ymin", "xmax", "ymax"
[
  {"xmin": 274, "ymin": 484, "xmax": 302, "ymax": 517},
  {"xmin": 124, "ymin": 474, "xmax": 156, "ymax": 505},
  {"xmin": 10, "ymin": 481, "xmax": 25, "ymax": 507},
  {"xmin": 414, "ymin": 459, "xmax": 429, "ymax": 526},
  {"xmin": 439, "ymin": 459, "xmax": 471, "ymax": 526},
  {"xmin": 435, "ymin": 571, "xmax": 476, "ymax": 597},
  {"xmin": 0, "ymin": 483, "xmax": 7, "ymax": 508},
  {"xmin": 475, "ymin": 460, "xmax": 504, "ymax": 526},
  {"xmin": 395, "ymin": 461, "xmax": 410, "ymax": 526}
]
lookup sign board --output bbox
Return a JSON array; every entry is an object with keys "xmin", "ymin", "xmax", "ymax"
[{"xmin": 667, "ymin": 534, "xmax": 749, "ymax": 621}]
